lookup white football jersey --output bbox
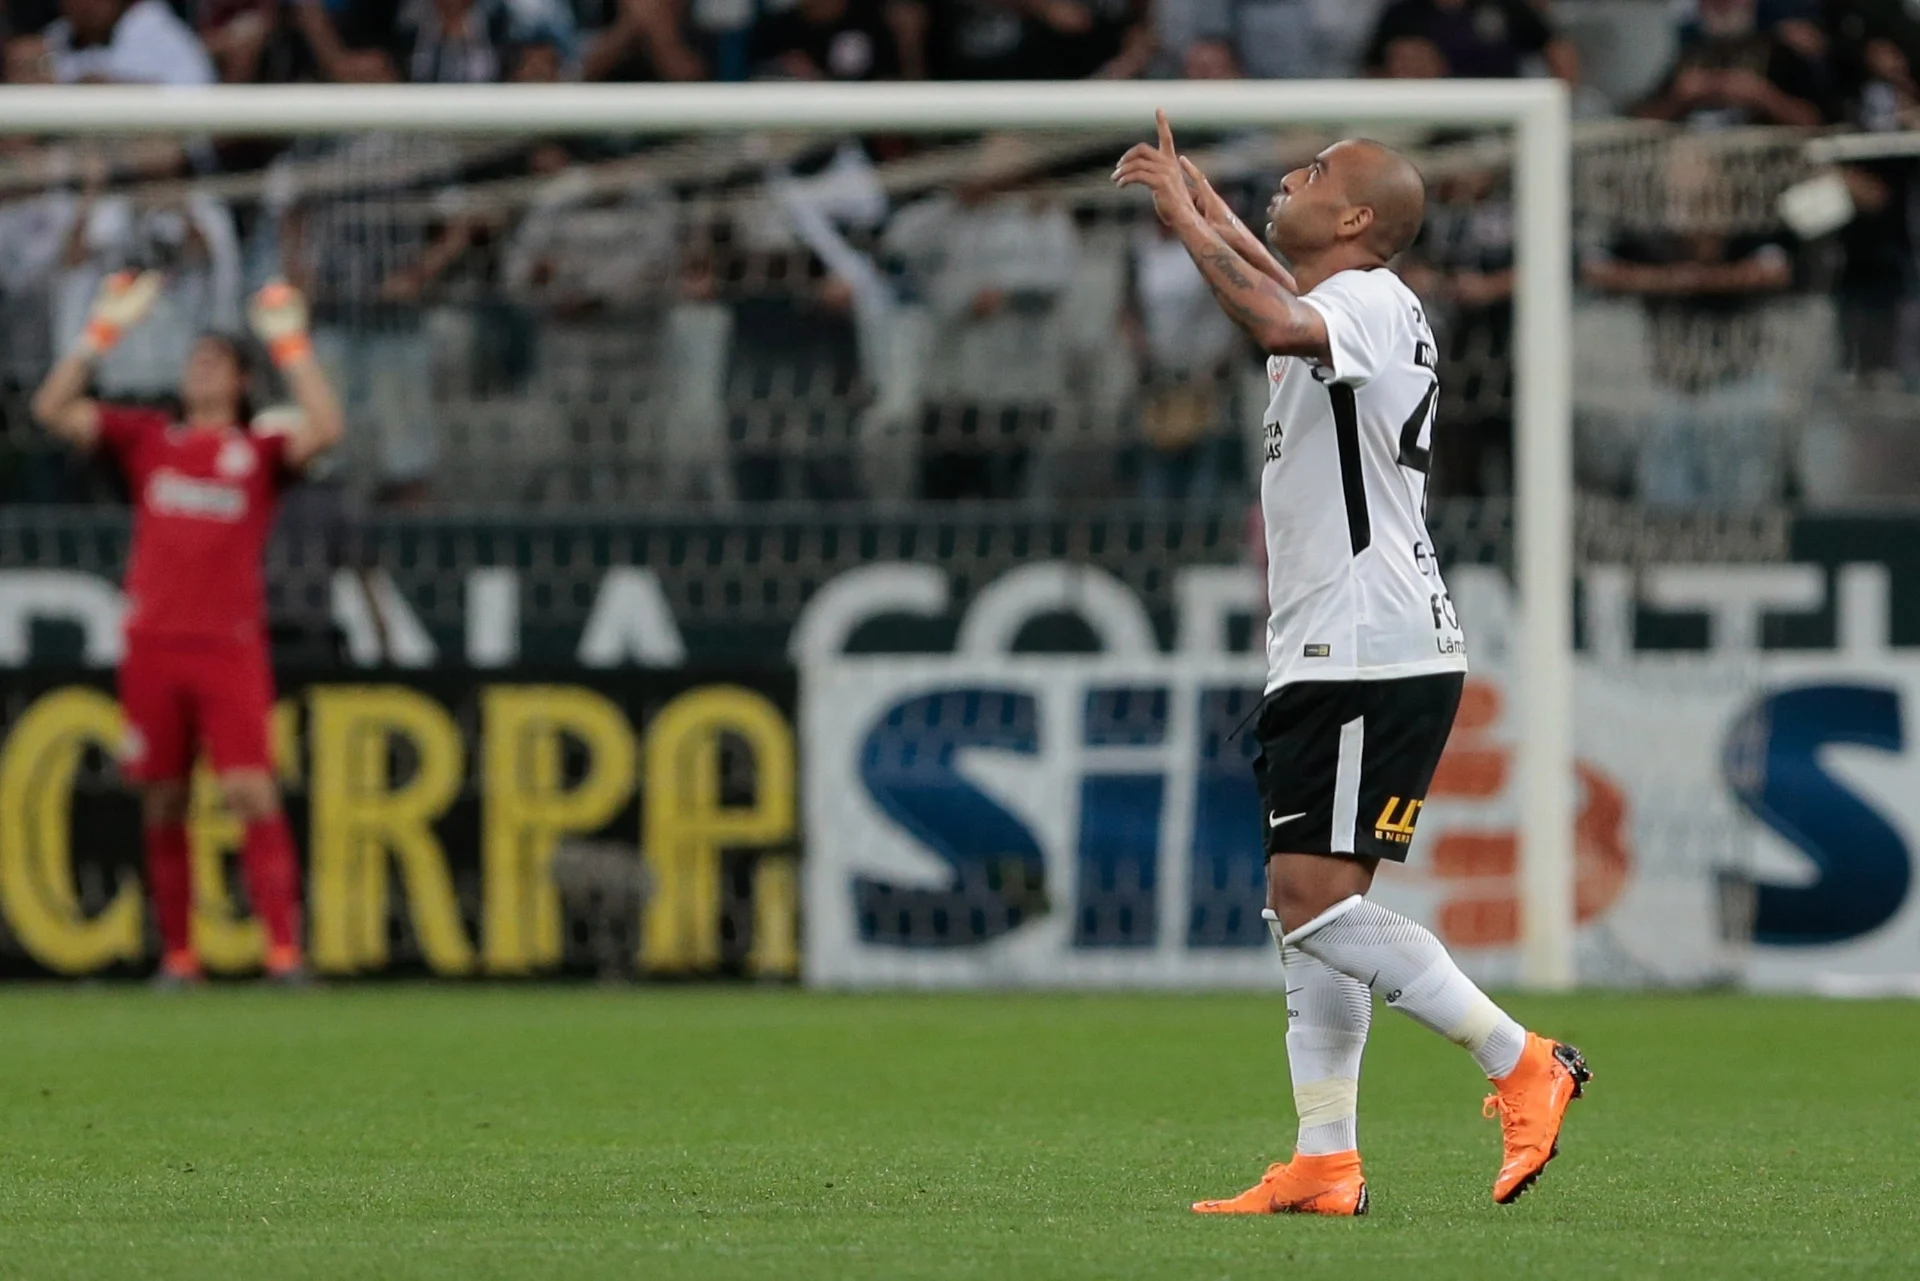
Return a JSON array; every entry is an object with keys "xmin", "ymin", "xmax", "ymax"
[{"xmin": 1259, "ymin": 266, "xmax": 1468, "ymax": 691}]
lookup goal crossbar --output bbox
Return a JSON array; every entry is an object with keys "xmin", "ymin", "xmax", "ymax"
[{"xmin": 0, "ymin": 78, "xmax": 1575, "ymax": 989}]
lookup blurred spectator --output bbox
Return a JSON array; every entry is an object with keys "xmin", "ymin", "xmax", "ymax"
[
  {"xmin": 1822, "ymin": 34, "xmax": 1920, "ymax": 385},
  {"xmin": 1400, "ymin": 167, "xmax": 1513, "ymax": 497},
  {"xmin": 2, "ymin": 27, "xmax": 56, "ymax": 84},
  {"xmin": 1125, "ymin": 220, "xmax": 1240, "ymax": 504},
  {"xmin": 928, "ymin": 0, "xmax": 1153, "ymax": 78},
  {"xmin": 929, "ymin": 0, "xmax": 1026, "ymax": 77},
  {"xmin": 1028, "ymin": 0, "xmax": 1154, "ymax": 78},
  {"xmin": 751, "ymin": 0, "xmax": 926, "ymax": 80},
  {"xmin": 295, "ymin": 0, "xmax": 574, "ymax": 81},
  {"xmin": 194, "ymin": 0, "xmax": 298, "ymax": 82},
  {"xmin": 0, "ymin": 49, "xmax": 77, "ymax": 472},
  {"xmin": 279, "ymin": 51, "xmax": 476, "ymax": 503},
  {"xmin": 1581, "ymin": 147, "xmax": 1795, "ymax": 506},
  {"xmin": 43, "ymin": 0, "xmax": 216, "ymax": 83},
  {"xmin": 53, "ymin": 188, "xmax": 244, "ymax": 402},
  {"xmin": 290, "ymin": 0, "xmax": 401, "ymax": 68},
  {"xmin": 1178, "ymin": 31, "xmax": 1237, "ymax": 76},
  {"xmin": 504, "ymin": 153, "xmax": 678, "ymax": 315},
  {"xmin": 935, "ymin": 0, "xmax": 1107, "ymax": 78},
  {"xmin": 1832, "ymin": 159, "xmax": 1920, "ymax": 386},
  {"xmin": 1832, "ymin": 34, "xmax": 1918, "ymax": 131},
  {"xmin": 770, "ymin": 148, "xmax": 927, "ymax": 499},
  {"xmin": 0, "ymin": 184, "xmax": 72, "ymax": 404},
  {"xmin": 1148, "ymin": 0, "xmax": 1205, "ymax": 75},
  {"xmin": 887, "ymin": 137, "xmax": 1079, "ymax": 500},
  {"xmin": 291, "ymin": 0, "xmax": 381, "ymax": 79},
  {"xmin": 510, "ymin": 27, "xmax": 568, "ymax": 76},
  {"xmin": 1828, "ymin": 0, "xmax": 1920, "ymax": 112},
  {"xmin": 574, "ymin": 0, "xmax": 705, "ymax": 80},
  {"xmin": 2, "ymin": 26, "xmax": 53, "ymax": 95},
  {"xmin": 1635, "ymin": 0, "xmax": 1826, "ymax": 125},
  {"xmin": 1187, "ymin": 0, "xmax": 1373, "ymax": 79},
  {"xmin": 393, "ymin": 0, "xmax": 574, "ymax": 81},
  {"xmin": 707, "ymin": 146, "xmax": 890, "ymax": 501},
  {"xmin": 1365, "ymin": 0, "xmax": 1578, "ymax": 83}
]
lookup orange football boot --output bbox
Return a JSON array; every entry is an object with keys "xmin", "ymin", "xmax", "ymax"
[
  {"xmin": 1484, "ymin": 1033, "xmax": 1592, "ymax": 1204},
  {"xmin": 264, "ymin": 943, "xmax": 311, "ymax": 986},
  {"xmin": 152, "ymin": 950, "xmax": 203, "ymax": 990},
  {"xmin": 1191, "ymin": 1151, "xmax": 1368, "ymax": 1216}
]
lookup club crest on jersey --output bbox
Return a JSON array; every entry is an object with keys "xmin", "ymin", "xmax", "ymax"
[{"xmin": 216, "ymin": 438, "xmax": 257, "ymax": 478}]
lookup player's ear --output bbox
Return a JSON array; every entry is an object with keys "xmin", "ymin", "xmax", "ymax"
[{"xmin": 1342, "ymin": 204, "xmax": 1376, "ymax": 241}]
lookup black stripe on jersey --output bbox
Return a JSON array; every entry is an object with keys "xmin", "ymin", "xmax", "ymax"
[
  {"xmin": 1328, "ymin": 384, "xmax": 1371, "ymax": 556},
  {"xmin": 1397, "ymin": 379, "xmax": 1437, "ymax": 474}
]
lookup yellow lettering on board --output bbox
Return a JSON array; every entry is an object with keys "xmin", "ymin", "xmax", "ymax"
[
  {"xmin": 642, "ymin": 686, "xmax": 794, "ymax": 973},
  {"xmin": 480, "ymin": 685, "xmax": 637, "ymax": 974},
  {"xmin": 747, "ymin": 853, "xmax": 800, "ymax": 979},
  {"xmin": 0, "ymin": 687, "xmax": 142, "ymax": 974},
  {"xmin": 308, "ymin": 686, "xmax": 472, "ymax": 975}
]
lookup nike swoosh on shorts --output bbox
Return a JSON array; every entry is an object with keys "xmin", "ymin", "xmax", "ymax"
[{"xmin": 1268, "ymin": 811, "xmax": 1306, "ymax": 829}]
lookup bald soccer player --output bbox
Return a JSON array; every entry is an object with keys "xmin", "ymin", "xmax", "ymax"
[{"xmin": 1115, "ymin": 116, "xmax": 1589, "ymax": 1216}]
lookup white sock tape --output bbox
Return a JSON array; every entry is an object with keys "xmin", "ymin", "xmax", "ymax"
[
  {"xmin": 1448, "ymin": 993, "xmax": 1503, "ymax": 1052},
  {"xmin": 1292, "ymin": 1076, "xmax": 1359, "ymax": 1127},
  {"xmin": 1281, "ymin": 894, "xmax": 1366, "ymax": 946},
  {"xmin": 1262, "ymin": 907, "xmax": 1285, "ymax": 950}
]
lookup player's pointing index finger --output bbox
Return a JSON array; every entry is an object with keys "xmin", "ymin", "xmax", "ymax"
[{"xmin": 1156, "ymin": 108, "xmax": 1175, "ymax": 155}]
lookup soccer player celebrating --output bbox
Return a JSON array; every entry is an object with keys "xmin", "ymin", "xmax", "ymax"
[
  {"xmin": 1116, "ymin": 114, "xmax": 1589, "ymax": 1213},
  {"xmin": 32, "ymin": 271, "xmax": 344, "ymax": 985}
]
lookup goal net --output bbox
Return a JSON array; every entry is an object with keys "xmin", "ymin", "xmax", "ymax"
[{"xmin": 5, "ymin": 83, "xmax": 1887, "ymax": 990}]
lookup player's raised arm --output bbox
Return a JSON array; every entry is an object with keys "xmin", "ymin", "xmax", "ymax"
[
  {"xmin": 1114, "ymin": 111, "xmax": 1330, "ymax": 363},
  {"xmin": 1177, "ymin": 155, "xmax": 1299, "ymax": 293},
  {"xmin": 30, "ymin": 270, "xmax": 165, "ymax": 449},
  {"xmin": 247, "ymin": 279, "xmax": 344, "ymax": 470}
]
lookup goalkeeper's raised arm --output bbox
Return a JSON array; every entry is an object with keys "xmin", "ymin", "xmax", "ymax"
[
  {"xmin": 247, "ymin": 278, "xmax": 344, "ymax": 469},
  {"xmin": 31, "ymin": 269, "xmax": 165, "ymax": 448}
]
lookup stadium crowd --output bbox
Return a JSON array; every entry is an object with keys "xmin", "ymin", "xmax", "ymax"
[{"xmin": 1, "ymin": 0, "xmax": 1919, "ymax": 509}]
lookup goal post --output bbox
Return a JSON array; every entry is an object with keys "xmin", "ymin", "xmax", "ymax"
[{"xmin": 0, "ymin": 78, "xmax": 1576, "ymax": 990}]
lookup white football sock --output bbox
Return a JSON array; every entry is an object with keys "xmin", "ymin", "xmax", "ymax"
[
  {"xmin": 1266, "ymin": 908, "xmax": 1369, "ymax": 1155},
  {"xmin": 1285, "ymin": 896, "xmax": 1526, "ymax": 1080}
]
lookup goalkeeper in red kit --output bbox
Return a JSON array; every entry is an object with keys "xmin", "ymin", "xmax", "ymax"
[{"xmin": 33, "ymin": 271, "xmax": 344, "ymax": 984}]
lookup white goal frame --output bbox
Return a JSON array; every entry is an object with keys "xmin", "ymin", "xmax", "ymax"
[{"xmin": 0, "ymin": 79, "xmax": 1575, "ymax": 990}]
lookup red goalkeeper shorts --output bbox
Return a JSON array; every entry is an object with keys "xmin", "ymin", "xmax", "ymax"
[{"xmin": 117, "ymin": 635, "xmax": 276, "ymax": 783}]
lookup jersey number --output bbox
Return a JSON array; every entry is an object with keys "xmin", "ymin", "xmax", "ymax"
[{"xmin": 1397, "ymin": 379, "xmax": 1438, "ymax": 475}]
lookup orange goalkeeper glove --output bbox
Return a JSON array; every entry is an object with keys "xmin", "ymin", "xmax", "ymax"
[
  {"xmin": 80, "ymin": 269, "xmax": 164, "ymax": 356},
  {"xmin": 248, "ymin": 278, "xmax": 313, "ymax": 367}
]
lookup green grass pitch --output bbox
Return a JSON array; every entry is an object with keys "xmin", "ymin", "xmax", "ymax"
[{"xmin": 1, "ymin": 987, "xmax": 1914, "ymax": 1279}]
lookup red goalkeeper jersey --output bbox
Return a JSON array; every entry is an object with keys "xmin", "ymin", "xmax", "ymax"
[{"xmin": 98, "ymin": 405, "xmax": 294, "ymax": 646}]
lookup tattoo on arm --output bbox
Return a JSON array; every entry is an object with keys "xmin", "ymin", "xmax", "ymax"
[
  {"xmin": 1174, "ymin": 219, "xmax": 1307, "ymax": 350},
  {"xmin": 1201, "ymin": 245, "xmax": 1256, "ymax": 292}
]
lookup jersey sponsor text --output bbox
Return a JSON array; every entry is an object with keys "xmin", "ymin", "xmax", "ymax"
[{"xmin": 146, "ymin": 469, "xmax": 248, "ymax": 521}]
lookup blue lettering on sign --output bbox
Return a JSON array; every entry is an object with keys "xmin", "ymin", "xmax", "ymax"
[
  {"xmin": 853, "ymin": 682, "xmax": 1274, "ymax": 951},
  {"xmin": 1724, "ymin": 684, "xmax": 1910, "ymax": 946},
  {"xmin": 855, "ymin": 689, "xmax": 1047, "ymax": 947},
  {"xmin": 1074, "ymin": 774, "xmax": 1163, "ymax": 946},
  {"xmin": 1074, "ymin": 686, "xmax": 1169, "ymax": 947},
  {"xmin": 1188, "ymin": 688, "xmax": 1269, "ymax": 948}
]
